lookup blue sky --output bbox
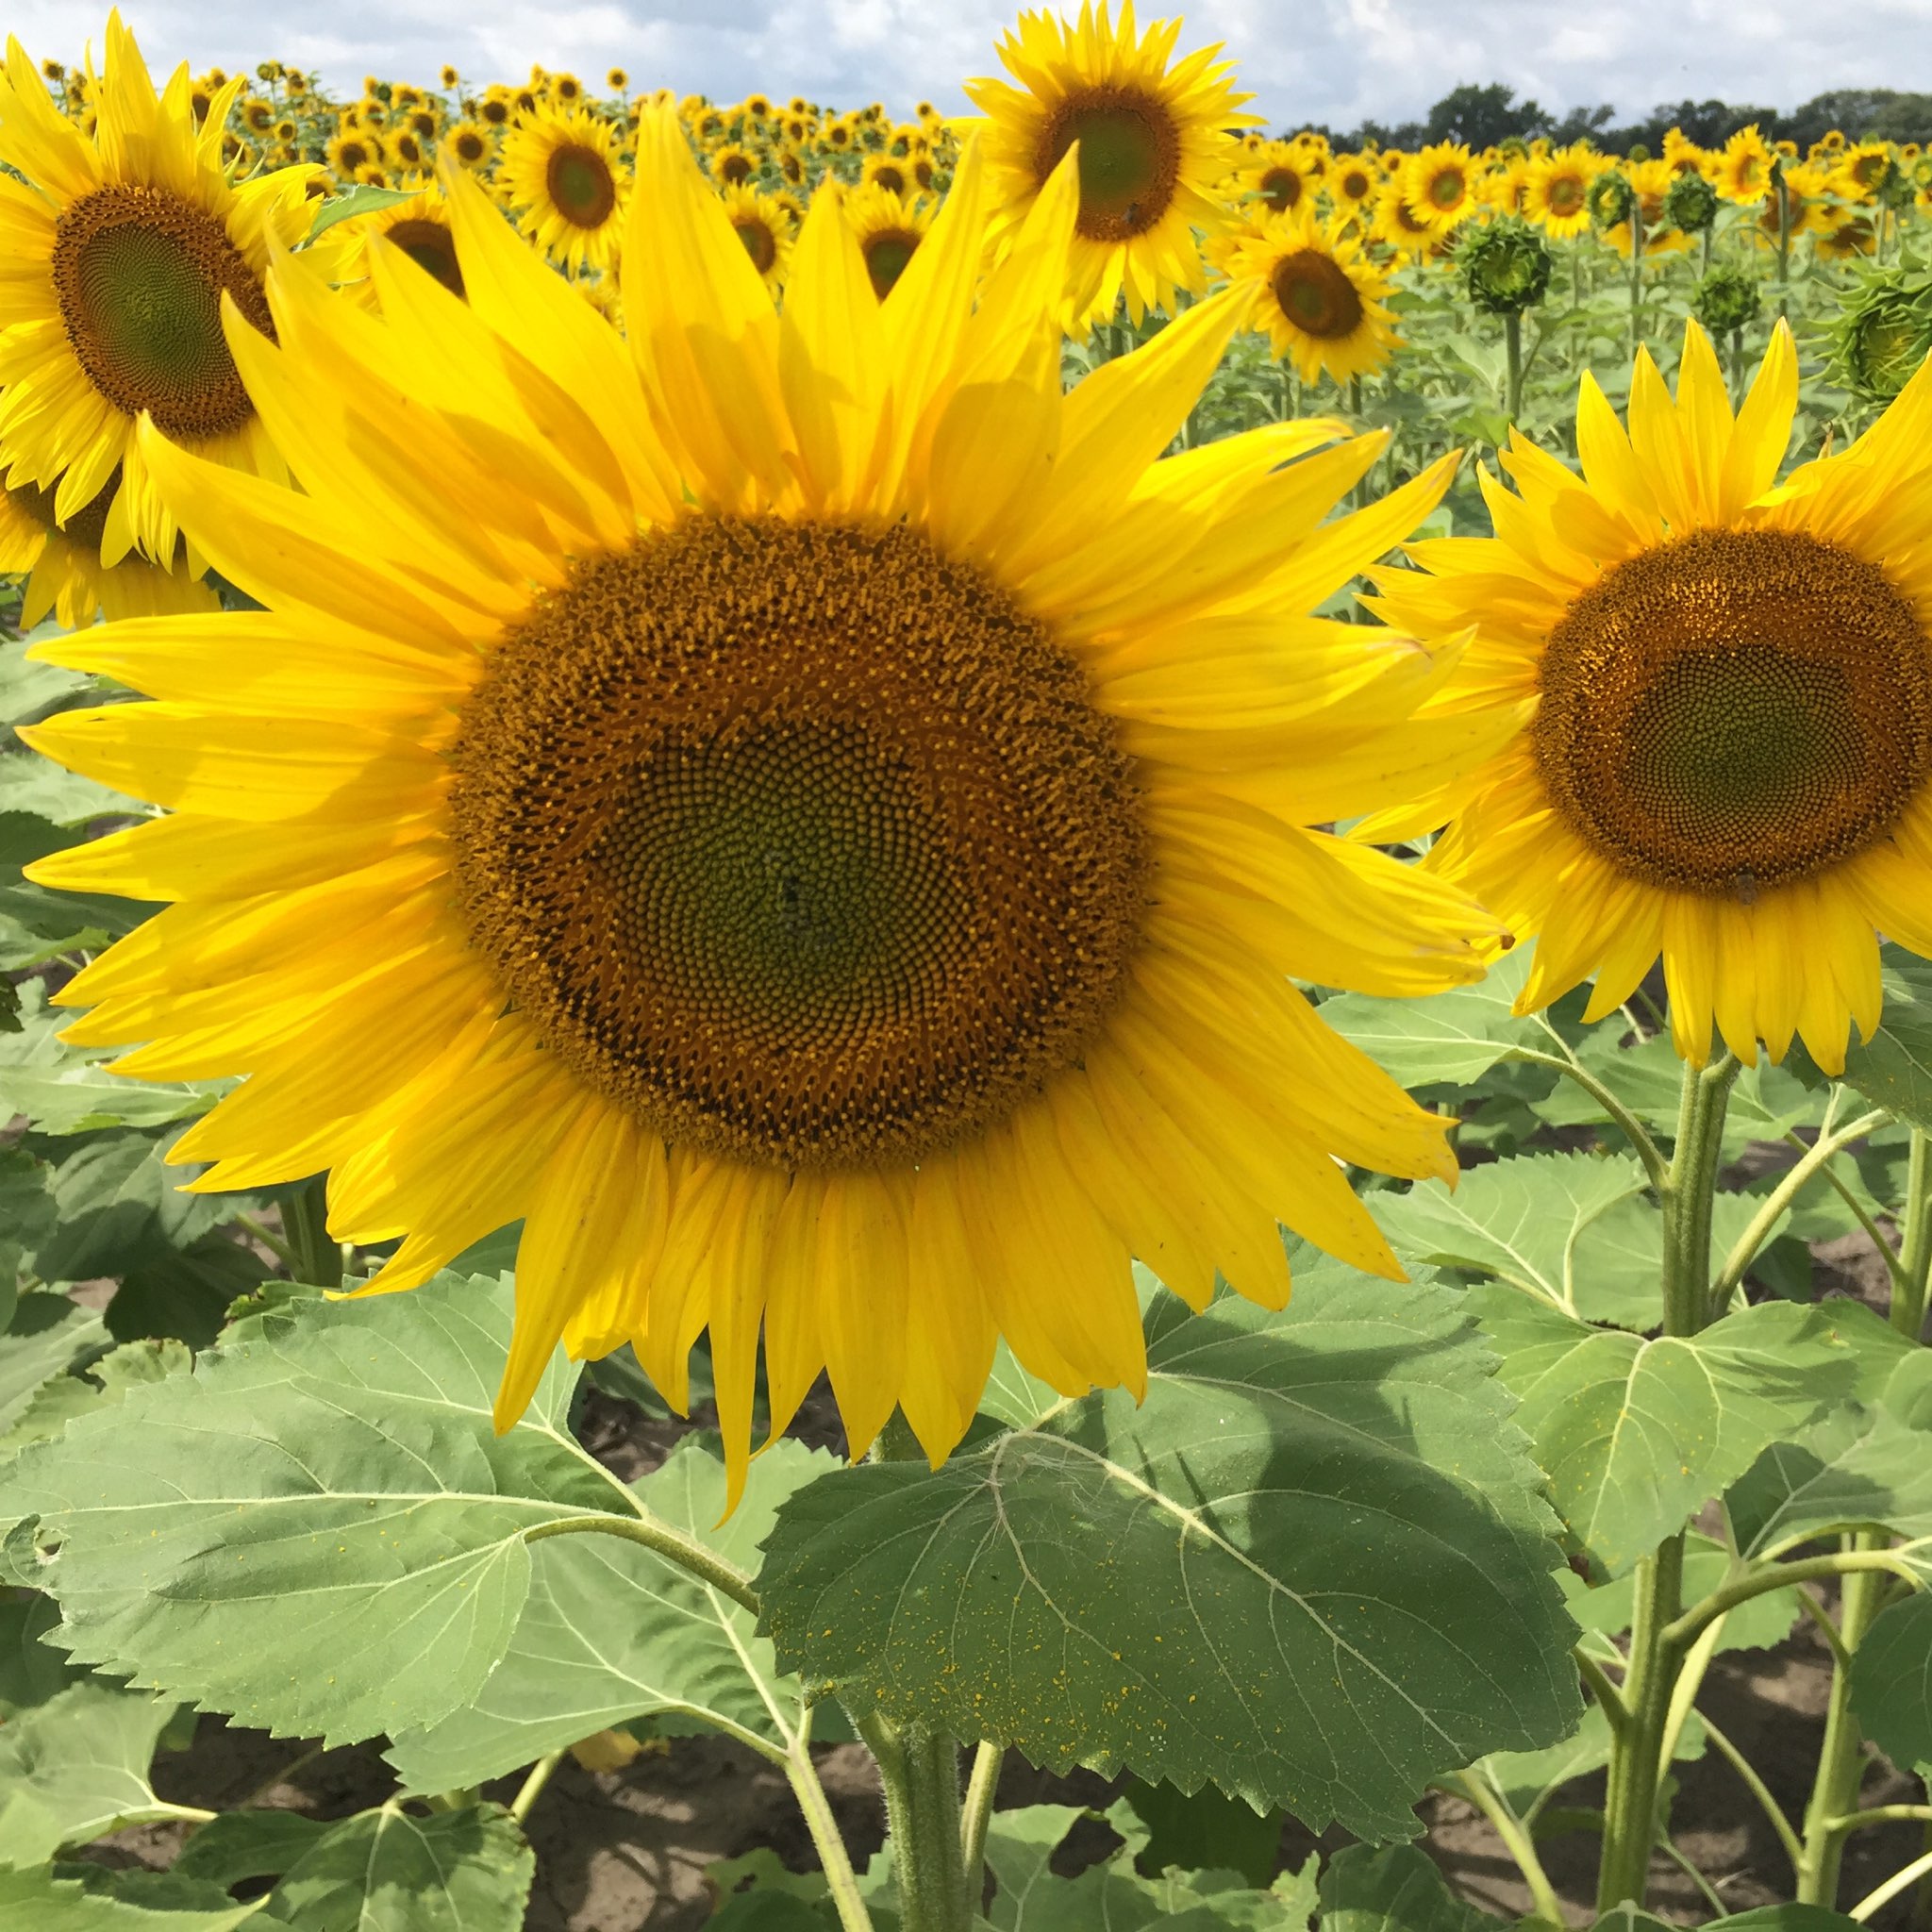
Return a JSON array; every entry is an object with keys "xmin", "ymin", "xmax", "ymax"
[{"xmin": 11, "ymin": 0, "xmax": 1932, "ymax": 128}]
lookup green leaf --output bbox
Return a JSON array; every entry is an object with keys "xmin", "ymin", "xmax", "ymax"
[
  {"xmin": 0, "ymin": 1338, "xmax": 190, "ymax": 1470},
  {"xmin": 0, "ymin": 1682, "xmax": 191, "ymax": 1864},
  {"xmin": 1563, "ymin": 1533, "xmax": 1799, "ymax": 1656},
  {"xmin": 388, "ymin": 1433, "xmax": 835, "ymax": 1790},
  {"xmin": 0, "ymin": 983, "xmax": 214, "ymax": 1136},
  {"xmin": 1472, "ymin": 1290, "xmax": 1863, "ymax": 1574},
  {"xmin": 0, "ymin": 1145, "xmax": 58, "ymax": 1322},
  {"xmin": 1839, "ymin": 947, "xmax": 1932, "ymax": 1131},
  {"xmin": 1729, "ymin": 1352, "xmax": 1932, "ymax": 1562},
  {"xmin": 307, "ymin": 184, "xmax": 417, "ymax": 239},
  {"xmin": 0, "ymin": 1292, "xmax": 106, "ymax": 1436},
  {"xmin": 1850, "ymin": 1591, "xmax": 1932, "ymax": 1771},
  {"xmin": 1316, "ymin": 1844, "xmax": 1498, "ymax": 1932},
  {"xmin": 263, "ymin": 1802, "xmax": 533, "ymax": 1932},
  {"xmin": 0, "ymin": 749, "xmax": 144, "ymax": 826},
  {"xmin": 1318, "ymin": 948, "xmax": 1544, "ymax": 1087},
  {"xmin": 0, "ymin": 1865, "xmax": 288, "ymax": 1928},
  {"xmin": 1372, "ymin": 1152, "xmax": 1650, "ymax": 1321},
  {"xmin": 32, "ymin": 1132, "xmax": 224, "ymax": 1284},
  {"xmin": 0, "ymin": 1592, "xmax": 85, "ymax": 1716},
  {"xmin": 107, "ymin": 1233, "xmax": 265, "ymax": 1349},
  {"xmin": 171, "ymin": 1812, "xmax": 331, "ymax": 1890},
  {"xmin": 0, "ymin": 810, "xmax": 152, "ymax": 969},
  {"xmin": 759, "ymin": 1265, "xmax": 1580, "ymax": 1838},
  {"xmin": 1, "ymin": 1271, "xmax": 657, "ymax": 1745},
  {"xmin": 1122, "ymin": 1779, "xmax": 1282, "ymax": 1890}
]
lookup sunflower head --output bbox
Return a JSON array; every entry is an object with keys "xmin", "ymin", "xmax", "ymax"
[
  {"xmin": 1587, "ymin": 168, "xmax": 1635, "ymax": 229},
  {"xmin": 499, "ymin": 103, "xmax": 629, "ymax": 271},
  {"xmin": 1372, "ymin": 318, "xmax": 1932, "ymax": 1072},
  {"xmin": 1455, "ymin": 213, "xmax": 1554, "ymax": 316},
  {"xmin": 1402, "ymin": 142, "xmax": 1477, "ymax": 229},
  {"xmin": 841, "ymin": 181, "xmax": 936, "ymax": 299},
  {"xmin": 1660, "ymin": 167, "xmax": 1718, "ymax": 234},
  {"xmin": 1219, "ymin": 207, "xmax": 1401, "ymax": 387},
  {"xmin": 718, "ymin": 182, "xmax": 797, "ymax": 289},
  {"xmin": 1691, "ymin": 262, "xmax": 1761, "ymax": 336},
  {"xmin": 963, "ymin": 1, "xmax": 1256, "ymax": 327},
  {"xmin": 21, "ymin": 114, "xmax": 1494, "ymax": 1498},
  {"xmin": 1828, "ymin": 266, "xmax": 1932, "ymax": 401}
]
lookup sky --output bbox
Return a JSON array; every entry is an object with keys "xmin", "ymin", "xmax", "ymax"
[{"xmin": 11, "ymin": 0, "xmax": 1932, "ymax": 129}]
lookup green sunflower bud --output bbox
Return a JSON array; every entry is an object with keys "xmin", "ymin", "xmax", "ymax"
[
  {"xmin": 1661, "ymin": 169, "xmax": 1719, "ymax": 234},
  {"xmin": 1455, "ymin": 213, "xmax": 1555, "ymax": 315},
  {"xmin": 1827, "ymin": 262, "xmax": 1932, "ymax": 402},
  {"xmin": 1588, "ymin": 169, "xmax": 1635, "ymax": 230},
  {"xmin": 1692, "ymin": 263, "xmax": 1761, "ymax": 337}
]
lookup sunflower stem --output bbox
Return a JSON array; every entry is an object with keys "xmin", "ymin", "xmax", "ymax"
[
  {"xmin": 281, "ymin": 1174, "xmax": 342, "ymax": 1288},
  {"xmin": 1503, "ymin": 309, "xmax": 1524, "ymax": 425},
  {"xmin": 1595, "ymin": 1052, "xmax": 1737, "ymax": 1913},
  {"xmin": 1894, "ymin": 1128, "xmax": 1932, "ymax": 1341}
]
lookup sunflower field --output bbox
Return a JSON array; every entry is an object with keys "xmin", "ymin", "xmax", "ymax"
[{"xmin": 7, "ymin": 4, "xmax": 1932, "ymax": 1929}]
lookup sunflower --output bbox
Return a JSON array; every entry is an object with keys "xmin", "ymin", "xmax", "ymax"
[
  {"xmin": 23, "ymin": 121, "xmax": 1498, "ymax": 1496},
  {"xmin": 1813, "ymin": 207, "xmax": 1876, "ymax": 262},
  {"xmin": 1370, "ymin": 176, "xmax": 1441, "ymax": 259},
  {"xmin": 718, "ymin": 182, "xmax": 796, "ymax": 290},
  {"xmin": 332, "ymin": 178, "xmax": 465, "ymax": 301},
  {"xmin": 709, "ymin": 142, "xmax": 758, "ymax": 189},
  {"xmin": 326, "ymin": 126, "xmax": 384, "ymax": 178},
  {"xmin": 1756, "ymin": 162, "xmax": 1824, "ymax": 250},
  {"xmin": 841, "ymin": 181, "xmax": 937, "ymax": 299},
  {"xmin": 1602, "ymin": 158, "xmax": 1690, "ymax": 258},
  {"xmin": 1836, "ymin": 141, "xmax": 1893, "ymax": 201},
  {"xmin": 1237, "ymin": 137, "xmax": 1314, "ymax": 215},
  {"xmin": 0, "ymin": 469, "xmax": 215, "ymax": 628},
  {"xmin": 499, "ymin": 103, "xmax": 628, "ymax": 272},
  {"xmin": 1403, "ymin": 141, "xmax": 1478, "ymax": 231},
  {"xmin": 1324, "ymin": 151, "xmax": 1377, "ymax": 215},
  {"xmin": 964, "ymin": 1, "xmax": 1256, "ymax": 327},
  {"xmin": 445, "ymin": 120, "xmax": 493, "ymax": 170},
  {"xmin": 1715, "ymin": 125, "xmax": 1774, "ymax": 203},
  {"xmin": 1218, "ymin": 208, "xmax": 1399, "ymax": 388},
  {"xmin": 0, "ymin": 16, "xmax": 311, "ymax": 573},
  {"xmin": 1523, "ymin": 143, "xmax": 1596, "ymax": 238},
  {"xmin": 860, "ymin": 153, "xmax": 913, "ymax": 197},
  {"xmin": 1369, "ymin": 318, "xmax": 1932, "ymax": 1073}
]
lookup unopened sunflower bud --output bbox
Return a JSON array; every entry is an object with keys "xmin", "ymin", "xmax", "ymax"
[
  {"xmin": 1692, "ymin": 263, "xmax": 1762, "ymax": 336},
  {"xmin": 1588, "ymin": 169, "xmax": 1635, "ymax": 229},
  {"xmin": 1829, "ymin": 265, "xmax": 1932, "ymax": 402},
  {"xmin": 1661, "ymin": 169, "xmax": 1719, "ymax": 234},
  {"xmin": 1456, "ymin": 213, "xmax": 1554, "ymax": 315}
]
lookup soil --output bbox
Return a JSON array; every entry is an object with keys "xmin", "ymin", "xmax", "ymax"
[{"xmin": 73, "ymin": 1185, "xmax": 1930, "ymax": 1929}]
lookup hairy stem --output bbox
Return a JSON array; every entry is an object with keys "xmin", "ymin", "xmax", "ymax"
[
  {"xmin": 787, "ymin": 1742, "xmax": 875, "ymax": 1932},
  {"xmin": 960, "ymin": 1741, "xmax": 1003, "ymax": 1896}
]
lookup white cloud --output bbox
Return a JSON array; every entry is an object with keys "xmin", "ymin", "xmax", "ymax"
[{"xmin": 8, "ymin": 0, "xmax": 1931, "ymax": 125}]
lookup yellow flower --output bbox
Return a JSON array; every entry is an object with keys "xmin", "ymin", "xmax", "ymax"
[
  {"xmin": 330, "ymin": 176, "xmax": 465, "ymax": 301},
  {"xmin": 0, "ymin": 14, "xmax": 313, "ymax": 570},
  {"xmin": 0, "ymin": 468, "xmax": 215, "ymax": 628},
  {"xmin": 1324, "ymin": 151, "xmax": 1378, "ymax": 215},
  {"xmin": 24, "ymin": 121, "xmax": 1496, "ymax": 1499},
  {"xmin": 964, "ymin": 0, "xmax": 1256, "ymax": 327},
  {"xmin": 708, "ymin": 142, "xmax": 758, "ymax": 189},
  {"xmin": 1236, "ymin": 138, "xmax": 1316, "ymax": 216},
  {"xmin": 445, "ymin": 120, "xmax": 494, "ymax": 170},
  {"xmin": 1370, "ymin": 319, "xmax": 1932, "ymax": 1073},
  {"xmin": 1402, "ymin": 142, "xmax": 1478, "ymax": 230},
  {"xmin": 1219, "ymin": 208, "xmax": 1399, "ymax": 387},
  {"xmin": 499, "ymin": 103, "xmax": 628, "ymax": 272},
  {"xmin": 1523, "ymin": 144, "xmax": 1596, "ymax": 239},
  {"xmin": 1714, "ymin": 125, "xmax": 1774, "ymax": 203},
  {"xmin": 841, "ymin": 181, "xmax": 936, "ymax": 298},
  {"xmin": 1603, "ymin": 158, "xmax": 1690, "ymax": 258},
  {"xmin": 718, "ymin": 182, "xmax": 796, "ymax": 290},
  {"xmin": 1369, "ymin": 175, "xmax": 1441, "ymax": 260},
  {"xmin": 326, "ymin": 126, "xmax": 384, "ymax": 178},
  {"xmin": 860, "ymin": 153, "xmax": 917, "ymax": 197}
]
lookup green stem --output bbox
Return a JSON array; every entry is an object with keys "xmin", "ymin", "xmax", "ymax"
[
  {"xmin": 1442, "ymin": 1772, "xmax": 1565, "ymax": 1926},
  {"xmin": 1797, "ymin": 1556, "xmax": 1890, "ymax": 1905},
  {"xmin": 1895, "ymin": 1128, "xmax": 1932, "ymax": 1341},
  {"xmin": 787, "ymin": 1742, "xmax": 876, "ymax": 1932},
  {"xmin": 1504, "ymin": 309, "xmax": 1524, "ymax": 425},
  {"xmin": 524, "ymin": 1513, "xmax": 759, "ymax": 1615},
  {"xmin": 1699, "ymin": 1711, "xmax": 1803, "ymax": 1878},
  {"xmin": 510, "ymin": 1749, "xmax": 565, "ymax": 1824},
  {"xmin": 1854, "ymin": 1846, "xmax": 1932, "ymax": 1924},
  {"xmin": 866, "ymin": 1413, "xmax": 972, "ymax": 1932},
  {"xmin": 1828, "ymin": 1807, "xmax": 1932, "ymax": 1835},
  {"xmin": 1575, "ymin": 1647, "xmax": 1631, "ymax": 1735},
  {"xmin": 1515, "ymin": 1044, "xmax": 1668, "ymax": 1192},
  {"xmin": 1597, "ymin": 1055, "xmax": 1737, "ymax": 1912},
  {"xmin": 960, "ymin": 1741, "xmax": 1002, "ymax": 1893},
  {"xmin": 1629, "ymin": 201, "xmax": 1646, "ymax": 358},
  {"xmin": 1668, "ymin": 1552, "xmax": 1920, "ymax": 1648},
  {"xmin": 281, "ymin": 1174, "xmax": 342, "ymax": 1288}
]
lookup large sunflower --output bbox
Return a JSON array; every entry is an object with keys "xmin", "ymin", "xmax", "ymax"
[
  {"xmin": 0, "ymin": 16, "xmax": 314, "ymax": 572},
  {"xmin": 1370, "ymin": 319, "xmax": 1932, "ymax": 1074},
  {"xmin": 498, "ymin": 102, "xmax": 627, "ymax": 272},
  {"xmin": 1218, "ymin": 208, "xmax": 1399, "ymax": 388},
  {"xmin": 24, "ymin": 124, "xmax": 1500, "ymax": 1498},
  {"xmin": 0, "ymin": 470, "xmax": 215, "ymax": 629},
  {"xmin": 963, "ymin": 1, "xmax": 1254, "ymax": 328},
  {"xmin": 1402, "ymin": 142, "xmax": 1478, "ymax": 232},
  {"xmin": 1523, "ymin": 144, "xmax": 1595, "ymax": 239}
]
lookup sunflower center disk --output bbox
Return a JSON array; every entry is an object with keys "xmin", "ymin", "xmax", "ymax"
[
  {"xmin": 1272, "ymin": 249, "xmax": 1363, "ymax": 339},
  {"xmin": 860, "ymin": 230, "xmax": 919, "ymax": 298},
  {"xmin": 1041, "ymin": 87, "xmax": 1180, "ymax": 241},
  {"xmin": 451, "ymin": 518, "xmax": 1147, "ymax": 1170},
  {"xmin": 50, "ymin": 185, "xmax": 270, "ymax": 441},
  {"xmin": 545, "ymin": 144, "xmax": 617, "ymax": 227},
  {"xmin": 1534, "ymin": 527, "xmax": 1932, "ymax": 897},
  {"xmin": 385, "ymin": 218, "xmax": 466, "ymax": 298}
]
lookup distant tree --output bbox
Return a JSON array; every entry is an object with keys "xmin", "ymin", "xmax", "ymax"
[
  {"xmin": 1781, "ymin": 88, "xmax": 1932, "ymax": 145},
  {"xmin": 1425, "ymin": 83, "xmax": 1552, "ymax": 148},
  {"xmin": 1547, "ymin": 103, "xmax": 1616, "ymax": 144}
]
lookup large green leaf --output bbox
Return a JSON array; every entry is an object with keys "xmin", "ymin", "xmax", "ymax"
[
  {"xmin": 1729, "ymin": 1352, "xmax": 1932, "ymax": 1564},
  {"xmin": 31, "ymin": 1132, "xmax": 223, "ymax": 1285},
  {"xmin": 0, "ymin": 1682, "xmax": 193, "ymax": 1866},
  {"xmin": 0, "ymin": 1292, "xmax": 106, "ymax": 1436},
  {"xmin": 1, "ymin": 1272, "xmax": 671, "ymax": 1744},
  {"xmin": 1472, "ymin": 1290, "xmax": 1863, "ymax": 1574},
  {"xmin": 0, "ymin": 983, "xmax": 213, "ymax": 1135},
  {"xmin": 388, "ymin": 1434, "xmax": 834, "ymax": 1790},
  {"xmin": 1850, "ymin": 1591, "xmax": 1932, "ymax": 1771},
  {"xmin": 1372, "ymin": 1152, "xmax": 1651, "ymax": 1323},
  {"xmin": 1319, "ymin": 949, "xmax": 1544, "ymax": 1087},
  {"xmin": 759, "ymin": 1264, "xmax": 1580, "ymax": 1838},
  {"xmin": 1839, "ymin": 948, "xmax": 1932, "ymax": 1132},
  {"xmin": 0, "ymin": 1146, "xmax": 58, "ymax": 1323},
  {"xmin": 0, "ymin": 1865, "xmax": 289, "ymax": 1927},
  {"xmin": 1562, "ymin": 1533, "xmax": 1800, "ymax": 1656},
  {"xmin": 263, "ymin": 1802, "xmax": 533, "ymax": 1932},
  {"xmin": 0, "ymin": 1340, "xmax": 191, "ymax": 1472}
]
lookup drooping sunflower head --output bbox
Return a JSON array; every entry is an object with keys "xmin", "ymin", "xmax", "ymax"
[
  {"xmin": 1218, "ymin": 207, "xmax": 1399, "ymax": 387},
  {"xmin": 841, "ymin": 181, "xmax": 937, "ymax": 299},
  {"xmin": 23, "ymin": 115, "xmax": 1498, "ymax": 1496},
  {"xmin": 0, "ymin": 13, "xmax": 312, "ymax": 568},
  {"xmin": 498, "ymin": 102, "xmax": 628, "ymax": 271},
  {"xmin": 963, "ymin": 1, "xmax": 1256, "ymax": 327},
  {"xmin": 1371, "ymin": 318, "xmax": 1932, "ymax": 1073}
]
